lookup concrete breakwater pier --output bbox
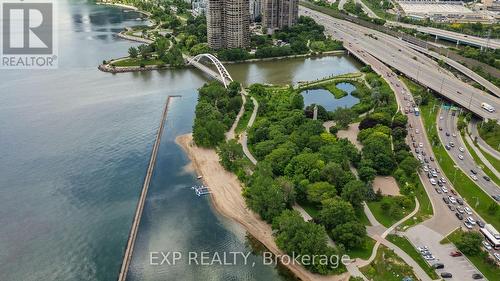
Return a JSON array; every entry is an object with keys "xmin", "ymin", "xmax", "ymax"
[{"xmin": 117, "ymin": 95, "xmax": 180, "ymax": 281}]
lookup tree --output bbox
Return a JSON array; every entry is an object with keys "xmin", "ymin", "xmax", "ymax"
[
  {"xmin": 331, "ymin": 221, "xmax": 366, "ymax": 250},
  {"xmin": 218, "ymin": 140, "xmax": 243, "ymax": 171},
  {"xmin": 341, "ymin": 180, "xmax": 367, "ymax": 209},
  {"xmin": 331, "ymin": 107, "xmax": 356, "ymax": 129},
  {"xmin": 358, "ymin": 164, "xmax": 376, "ymax": 183},
  {"xmin": 138, "ymin": 44, "xmax": 150, "ymax": 59},
  {"xmin": 399, "ymin": 156, "xmax": 420, "ymax": 177},
  {"xmin": 265, "ymin": 147, "xmax": 294, "ymax": 175},
  {"xmin": 128, "ymin": 46, "xmax": 138, "ymax": 58},
  {"xmin": 319, "ymin": 198, "xmax": 356, "ymax": 230},
  {"xmin": 455, "ymin": 231, "xmax": 483, "ymax": 256},
  {"xmin": 487, "ymin": 202, "xmax": 499, "ymax": 215},
  {"xmin": 307, "ymin": 182, "xmax": 336, "ymax": 203}
]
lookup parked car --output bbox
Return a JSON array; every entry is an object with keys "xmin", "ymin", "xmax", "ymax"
[
  {"xmin": 455, "ymin": 212, "xmax": 463, "ymax": 220},
  {"xmin": 472, "ymin": 273, "xmax": 483, "ymax": 280},
  {"xmin": 432, "ymin": 263, "xmax": 444, "ymax": 269},
  {"xmin": 450, "ymin": 251, "xmax": 462, "ymax": 257},
  {"xmin": 441, "ymin": 272, "xmax": 452, "ymax": 278}
]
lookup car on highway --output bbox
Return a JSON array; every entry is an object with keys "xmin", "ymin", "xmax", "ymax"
[
  {"xmin": 448, "ymin": 196, "xmax": 457, "ymax": 204},
  {"xmin": 430, "ymin": 178, "xmax": 437, "ymax": 185},
  {"xmin": 467, "ymin": 216, "xmax": 476, "ymax": 225},
  {"xmin": 456, "ymin": 206, "xmax": 464, "ymax": 213},
  {"xmin": 483, "ymin": 176, "xmax": 490, "ymax": 181},
  {"xmin": 471, "ymin": 169, "xmax": 478, "ymax": 174},
  {"xmin": 464, "ymin": 207, "xmax": 472, "ymax": 215},
  {"xmin": 435, "ymin": 188, "xmax": 442, "ymax": 194},
  {"xmin": 470, "ymin": 174, "xmax": 478, "ymax": 181},
  {"xmin": 445, "ymin": 145, "xmax": 451, "ymax": 150},
  {"xmin": 459, "ymin": 147, "xmax": 465, "ymax": 152},
  {"xmin": 445, "ymin": 132, "xmax": 450, "ymax": 136},
  {"xmin": 464, "ymin": 221, "xmax": 474, "ymax": 229},
  {"xmin": 477, "ymin": 220, "xmax": 485, "ymax": 228},
  {"xmin": 448, "ymin": 205, "xmax": 455, "ymax": 211},
  {"xmin": 443, "ymin": 197, "xmax": 450, "ymax": 204},
  {"xmin": 450, "ymin": 251, "xmax": 462, "ymax": 257},
  {"xmin": 419, "ymin": 142, "xmax": 423, "ymax": 147},
  {"xmin": 423, "ymin": 166, "xmax": 429, "ymax": 172},
  {"xmin": 456, "ymin": 198, "xmax": 463, "ymax": 205},
  {"xmin": 482, "ymin": 241, "xmax": 492, "ymax": 250},
  {"xmin": 430, "ymin": 156, "xmax": 434, "ymax": 161},
  {"xmin": 456, "ymin": 212, "xmax": 463, "ymax": 220},
  {"xmin": 441, "ymin": 186, "xmax": 448, "ymax": 193},
  {"xmin": 452, "ymin": 133, "xmax": 457, "ymax": 137},
  {"xmin": 415, "ymin": 129, "xmax": 419, "ymax": 134},
  {"xmin": 440, "ymin": 177, "xmax": 447, "ymax": 184},
  {"xmin": 449, "ymin": 142, "xmax": 455, "ymax": 147},
  {"xmin": 493, "ymin": 195, "xmax": 500, "ymax": 201},
  {"xmin": 458, "ymin": 155, "xmax": 464, "ymax": 160}
]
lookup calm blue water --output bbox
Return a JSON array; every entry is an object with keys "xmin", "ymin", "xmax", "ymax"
[
  {"xmin": 301, "ymin": 82, "xmax": 359, "ymax": 111},
  {"xmin": 0, "ymin": 1, "xmax": 361, "ymax": 281}
]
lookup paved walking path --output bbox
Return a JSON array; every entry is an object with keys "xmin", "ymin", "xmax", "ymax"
[{"xmin": 239, "ymin": 95, "xmax": 259, "ymax": 165}]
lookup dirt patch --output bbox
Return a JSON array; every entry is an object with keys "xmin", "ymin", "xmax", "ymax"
[
  {"xmin": 337, "ymin": 123, "xmax": 362, "ymax": 150},
  {"xmin": 176, "ymin": 134, "xmax": 349, "ymax": 281},
  {"xmin": 373, "ymin": 176, "xmax": 400, "ymax": 196}
]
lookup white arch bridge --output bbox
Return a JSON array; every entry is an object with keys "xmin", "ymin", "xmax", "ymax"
[{"xmin": 185, "ymin": 53, "xmax": 233, "ymax": 88}]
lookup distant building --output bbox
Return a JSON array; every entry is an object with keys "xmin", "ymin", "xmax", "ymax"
[
  {"xmin": 207, "ymin": 0, "xmax": 250, "ymax": 49},
  {"xmin": 250, "ymin": 0, "xmax": 262, "ymax": 22},
  {"xmin": 192, "ymin": 0, "xmax": 207, "ymax": 16},
  {"xmin": 261, "ymin": 0, "xmax": 299, "ymax": 34}
]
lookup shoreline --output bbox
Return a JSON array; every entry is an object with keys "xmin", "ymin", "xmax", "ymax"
[{"xmin": 175, "ymin": 133, "xmax": 349, "ymax": 281}]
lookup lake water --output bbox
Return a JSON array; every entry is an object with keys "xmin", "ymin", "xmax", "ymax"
[
  {"xmin": 301, "ymin": 82, "xmax": 359, "ymax": 111},
  {"xmin": 0, "ymin": 1, "xmax": 361, "ymax": 281}
]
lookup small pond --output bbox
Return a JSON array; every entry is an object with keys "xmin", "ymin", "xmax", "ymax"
[{"xmin": 301, "ymin": 82, "xmax": 359, "ymax": 111}]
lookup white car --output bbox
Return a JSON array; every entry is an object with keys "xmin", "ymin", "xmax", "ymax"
[
  {"xmin": 458, "ymin": 155, "xmax": 464, "ymax": 160},
  {"xmin": 483, "ymin": 241, "xmax": 492, "ymax": 250},
  {"xmin": 439, "ymin": 116, "xmax": 443, "ymax": 120},
  {"xmin": 467, "ymin": 216, "xmax": 476, "ymax": 225},
  {"xmin": 430, "ymin": 178, "xmax": 437, "ymax": 185},
  {"xmin": 449, "ymin": 196, "xmax": 457, "ymax": 204},
  {"xmin": 424, "ymin": 166, "xmax": 429, "ymax": 172},
  {"xmin": 441, "ymin": 186, "xmax": 448, "ymax": 193},
  {"xmin": 464, "ymin": 221, "xmax": 473, "ymax": 229},
  {"xmin": 459, "ymin": 147, "xmax": 465, "ymax": 152},
  {"xmin": 415, "ymin": 129, "xmax": 419, "ymax": 134},
  {"xmin": 419, "ymin": 142, "xmax": 423, "ymax": 147},
  {"xmin": 494, "ymin": 253, "xmax": 500, "ymax": 261},
  {"xmin": 464, "ymin": 207, "xmax": 472, "ymax": 215},
  {"xmin": 470, "ymin": 174, "xmax": 478, "ymax": 181},
  {"xmin": 452, "ymin": 133, "xmax": 457, "ymax": 137}
]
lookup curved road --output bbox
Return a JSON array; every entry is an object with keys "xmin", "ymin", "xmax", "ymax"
[
  {"xmin": 438, "ymin": 109, "xmax": 500, "ymax": 199},
  {"xmin": 300, "ymin": 6, "xmax": 500, "ymax": 121},
  {"xmin": 470, "ymin": 119, "xmax": 500, "ymax": 161}
]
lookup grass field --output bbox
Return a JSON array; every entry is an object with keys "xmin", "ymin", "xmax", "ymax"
[
  {"xmin": 386, "ymin": 234, "xmax": 439, "ymax": 279},
  {"xmin": 360, "ymin": 244, "xmax": 418, "ymax": 281},
  {"xmin": 112, "ymin": 57, "xmax": 164, "ymax": 67},
  {"xmin": 403, "ymin": 77, "xmax": 500, "ymax": 231},
  {"xmin": 367, "ymin": 196, "xmax": 415, "ymax": 228},
  {"xmin": 347, "ymin": 236, "xmax": 376, "ymax": 260},
  {"xmin": 462, "ymin": 131, "xmax": 500, "ymax": 186},
  {"xmin": 477, "ymin": 144, "xmax": 500, "ymax": 173},
  {"xmin": 441, "ymin": 229, "xmax": 500, "ymax": 281},
  {"xmin": 401, "ymin": 179, "xmax": 434, "ymax": 229}
]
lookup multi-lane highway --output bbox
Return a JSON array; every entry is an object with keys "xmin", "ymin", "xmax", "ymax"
[
  {"xmin": 438, "ymin": 109, "xmax": 500, "ymax": 200},
  {"xmin": 300, "ymin": 6, "xmax": 500, "ymax": 121}
]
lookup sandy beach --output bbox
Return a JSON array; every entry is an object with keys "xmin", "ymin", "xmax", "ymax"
[{"xmin": 176, "ymin": 134, "xmax": 349, "ymax": 281}]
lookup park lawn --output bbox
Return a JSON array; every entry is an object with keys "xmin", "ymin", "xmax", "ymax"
[
  {"xmin": 477, "ymin": 145, "xmax": 500, "ymax": 172},
  {"xmin": 356, "ymin": 207, "xmax": 371, "ymax": 226},
  {"xmin": 360, "ymin": 244, "xmax": 418, "ymax": 281},
  {"xmin": 112, "ymin": 57, "xmax": 164, "ymax": 67},
  {"xmin": 402, "ymin": 180, "xmax": 434, "ymax": 229},
  {"xmin": 462, "ymin": 132, "xmax": 500, "ymax": 186},
  {"xmin": 359, "ymin": 0, "xmax": 396, "ymax": 20},
  {"xmin": 441, "ymin": 229, "xmax": 500, "ymax": 281},
  {"xmin": 367, "ymin": 196, "xmax": 415, "ymax": 228},
  {"xmin": 478, "ymin": 123, "xmax": 500, "ymax": 152},
  {"xmin": 403, "ymin": 78, "xmax": 500, "ymax": 231},
  {"xmin": 346, "ymin": 236, "xmax": 376, "ymax": 260},
  {"xmin": 386, "ymin": 234, "xmax": 439, "ymax": 279},
  {"xmin": 324, "ymin": 83, "xmax": 348, "ymax": 99}
]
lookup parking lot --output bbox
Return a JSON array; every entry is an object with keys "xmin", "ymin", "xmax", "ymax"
[{"xmin": 406, "ymin": 225, "xmax": 485, "ymax": 280}]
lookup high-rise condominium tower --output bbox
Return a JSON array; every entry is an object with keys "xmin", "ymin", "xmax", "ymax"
[
  {"xmin": 262, "ymin": 0, "xmax": 298, "ymax": 34},
  {"xmin": 207, "ymin": 0, "xmax": 250, "ymax": 49}
]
